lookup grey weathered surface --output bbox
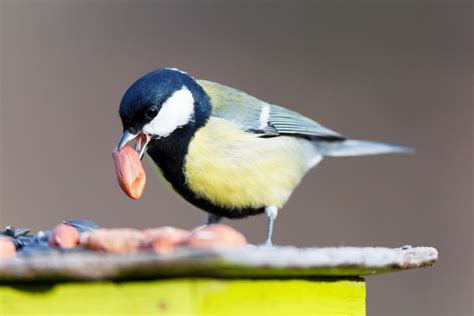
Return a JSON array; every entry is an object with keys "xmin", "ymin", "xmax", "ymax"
[{"xmin": 0, "ymin": 246, "xmax": 438, "ymax": 281}]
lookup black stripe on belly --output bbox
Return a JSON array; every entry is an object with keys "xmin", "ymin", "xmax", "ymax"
[{"xmin": 146, "ymin": 130, "xmax": 265, "ymax": 219}]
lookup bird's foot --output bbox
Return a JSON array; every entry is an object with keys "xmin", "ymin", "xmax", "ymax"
[
  {"xmin": 261, "ymin": 238, "xmax": 274, "ymax": 248},
  {"xmin": 189, "ymin": 224, "xmax": 206, "ymax": 234}
]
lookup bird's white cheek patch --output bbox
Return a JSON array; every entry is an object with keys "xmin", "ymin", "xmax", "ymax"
[{"xmin": 143, "ymin": 86, "xmax": 195, "ymax": 138}]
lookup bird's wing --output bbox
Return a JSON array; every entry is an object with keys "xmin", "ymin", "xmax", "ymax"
[{"xmin": 198, "ymin": 80, "xmax": 345, "ymax": 140}]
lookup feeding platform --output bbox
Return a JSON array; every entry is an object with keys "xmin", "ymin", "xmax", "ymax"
[{"xmin": 0, "ymin": 246, "xmax": 437, "ymax": 315}]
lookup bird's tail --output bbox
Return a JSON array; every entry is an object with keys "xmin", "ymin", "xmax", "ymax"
[{"xmin": 317, "ymin": 139, "xmax": 414, "ymax": 157}]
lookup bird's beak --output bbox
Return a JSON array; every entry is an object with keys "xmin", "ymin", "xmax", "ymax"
[
  {"xmin": 117, "ymin": 130, "xmax": 138, "ymax": 150},
  {"xmin": 117, "ymin": 130, "xmax": 151, "ymax": 160}
]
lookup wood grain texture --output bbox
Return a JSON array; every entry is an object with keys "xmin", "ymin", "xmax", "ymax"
[{"xmin": 0, "ymin": 278, "xmax": 366, "ymax": 316}]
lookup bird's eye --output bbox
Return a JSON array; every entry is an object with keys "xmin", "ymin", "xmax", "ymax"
[{"xmin": 145, "ymin": 106, "xmax": 158, "ymax": 119}]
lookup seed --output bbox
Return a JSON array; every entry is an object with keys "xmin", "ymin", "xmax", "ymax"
[
  {"xmin": 143, "ymin": 227, "xmax": 190, "ymax": 253},
  {"xmin": 80, "ymin": 228, "xmax": 148, "ymax": 253},
  {"xmin": 0, "ymin": 237, "xmax": 16, "ymax": 258},
  {"xmin": 181, "ymin": 224, "xmax": 247, "ymax": 249},
  {"xmin": 48, "ymin": 224, "xmax": 79, "ymax": 249}
]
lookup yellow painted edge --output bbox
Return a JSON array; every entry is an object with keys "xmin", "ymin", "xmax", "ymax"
[
  {"xmin": 196, "ymin": 279, "xmax": 366, "ymax": 316},
  {"xmin": 0, "ymin": 278, "xmax": 365, "ymax": 316}
]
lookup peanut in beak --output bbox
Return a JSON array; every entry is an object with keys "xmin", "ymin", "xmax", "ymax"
[{"xmin": 112, "ymin": 145, "xmax": 146, "ymax": 200}]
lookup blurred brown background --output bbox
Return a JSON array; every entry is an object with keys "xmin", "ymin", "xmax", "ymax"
[{"xmin": 0, "ymin": 1, "xmax": 472, "ymax": 315}]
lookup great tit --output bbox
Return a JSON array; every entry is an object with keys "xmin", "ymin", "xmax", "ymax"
[{"xmin": 117, "ymin": 68, "xmax": 412, "ymax": 245}]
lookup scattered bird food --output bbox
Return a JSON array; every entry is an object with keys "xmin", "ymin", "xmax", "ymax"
[
  {"xmin": 0, "ymin": 220, "xmax": 247, "ymax": 258},
  {"xmin": 49, "ymin": 224, "xmax": 80, "ymax": 249},
  {"xmin": 181, "ymin": 224, "xmax": 247, "ymax": 249},
  {"xmin": 0, "ymin": 237, "xmax": 16, "ymax": 258},
  {"xmin": 80, "ymin": 228, "xmax": 148, "ymax": 253},
  {"xmin": 143, "ymin": 227, "xmax": 190, "ymax": 254}
]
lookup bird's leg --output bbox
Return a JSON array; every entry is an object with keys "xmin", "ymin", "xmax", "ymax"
[
  {"xmin": 191, "ymin": 214, "xmax": 222, "ymax": 234},
  {"xmin": 205, "ymin": 213, "xmax": 222, "ymax": 226},
  {"xmin": 264, "ymin": 206, "xmax": 278, "ymax": 246}
]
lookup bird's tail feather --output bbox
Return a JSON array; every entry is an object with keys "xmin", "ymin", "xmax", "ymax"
[{"xmin": 318, "ymin": 139, "xmax": 414, "ymax": 157}]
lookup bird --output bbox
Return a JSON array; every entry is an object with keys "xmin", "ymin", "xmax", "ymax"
[{"xmin": 117, "ymin": 68, "xmax": 412, "ymax": 245}]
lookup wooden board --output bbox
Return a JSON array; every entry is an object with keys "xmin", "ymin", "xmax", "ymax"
[
  {"xmin": 0, "ymin": 246, "xmax": 437, "ymax": 281},
  {"xmin": 0, "ymin": 278, "xmax": 366, "ymax": 316}
]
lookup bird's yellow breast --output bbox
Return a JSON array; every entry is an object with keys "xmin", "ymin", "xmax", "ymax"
[{"xmin": 184, "ymin": 117, "xmax": 312, "ymax": 209}]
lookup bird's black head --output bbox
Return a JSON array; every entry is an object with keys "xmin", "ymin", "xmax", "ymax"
[{"xmin": 117, "ymin": 68, "xmax": 211, "ymax": 157}]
